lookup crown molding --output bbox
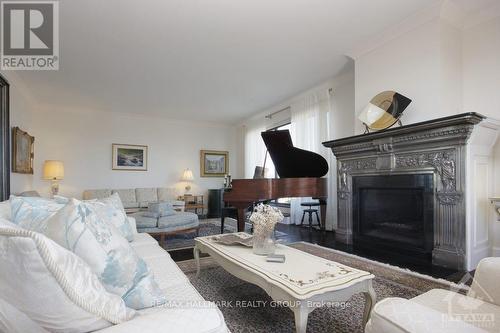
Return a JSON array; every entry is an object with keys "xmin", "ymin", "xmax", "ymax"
[{"xmin": 346, "ymin": 0, "xmax": 500, "ymax": 60}]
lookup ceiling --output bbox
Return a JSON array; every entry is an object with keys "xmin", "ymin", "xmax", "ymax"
[{"xmin": 12, "ymin": 0, "xmax": 442, "ymax": 124}]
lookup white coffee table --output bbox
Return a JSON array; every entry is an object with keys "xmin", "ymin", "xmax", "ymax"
[{"xmin": 194, "ymin": 233, "xmax": 376, "ymax": 333}]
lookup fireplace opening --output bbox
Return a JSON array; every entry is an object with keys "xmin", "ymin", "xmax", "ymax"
[{"xmin": 353, "ymin": 174, "xmax": 434, "ymax": 257}]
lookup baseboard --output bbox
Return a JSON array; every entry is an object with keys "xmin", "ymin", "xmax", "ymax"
[{"xmin": 492, "ymin": 246, "xmax": 500, "ymax": 257}]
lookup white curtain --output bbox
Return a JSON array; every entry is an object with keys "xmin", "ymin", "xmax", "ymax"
[
  {"xmin": 289, "ymin": 91, "xmax": 336, "ymax": 230},
  {"xmin": 244, "ymin": 121, "xmax": 275, "ymax": 179}
]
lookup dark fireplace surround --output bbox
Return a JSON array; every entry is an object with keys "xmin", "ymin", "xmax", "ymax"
[{"xmin": 323, "ymin": 113, "xmax": 485, "ymax": 269}]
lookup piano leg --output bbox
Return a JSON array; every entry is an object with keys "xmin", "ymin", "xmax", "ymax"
[
  {"xmin": 237, "ymin": 208, "xmax": 246, "ymax": 232},
  {"xmin": 230, "ymin": 203, "xmax": 249, "ymax": 232},
  {"xmin": 319, "ymin": 199, "xmax": 327, "ymax": 231}
]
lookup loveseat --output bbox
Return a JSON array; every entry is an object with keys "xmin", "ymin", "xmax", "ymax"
[
  {"xmin": 365, "ymin": 257, "xmax": 500, "ymax": 333},
  {"xmin": 0, "ymin": 207, "xmax": 229, "ymax": 333}
]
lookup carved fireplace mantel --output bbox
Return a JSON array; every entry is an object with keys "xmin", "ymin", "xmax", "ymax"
[{"xmin": 323, "ymin": 112, "xmax": 488, "ymax": 270}]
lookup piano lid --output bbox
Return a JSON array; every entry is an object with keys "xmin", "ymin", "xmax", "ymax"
[{"xmin": 261, "ymin": 130, "xmax": 329, "ymax": 178}]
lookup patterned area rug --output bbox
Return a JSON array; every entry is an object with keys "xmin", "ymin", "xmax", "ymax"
[
  {"xmin": 160, "ymin": 218, "xmax": 287, "ymax": 251},
  {"xmin": 159, "ymin": 219, "xmax": 230, "ymax": 251},
  {"xmin": 177, "ymin": 242, "xmax": 467, "ymax": 333}
]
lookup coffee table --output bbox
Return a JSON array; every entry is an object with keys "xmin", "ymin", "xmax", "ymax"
[{"xmin": 194, "ymin": 233, "xmax": 376, "ymax": 333}]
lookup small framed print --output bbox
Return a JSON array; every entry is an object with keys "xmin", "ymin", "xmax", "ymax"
[
  {"xmin": 200, "ymin": 150, "xmax": 228, "ymax": 177},
  {"xmin": 112, "ymin": 144, "xmax": 148, "ymax": 171},
  {"xmin": 12, "ymin": 127, "xmax": 34, "ymax": 174}
]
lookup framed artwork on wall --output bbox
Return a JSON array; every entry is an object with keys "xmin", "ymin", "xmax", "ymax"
[
  {"xmin": 200, "ymin": 150, "xmax": 228, "ymax": 177},
  {"xmin": 112, "ymin": 143, "xmax": 148, "ymax": 171},
  {"xmin": 12, "ymin": 127, "xmax": 34, "ymax": 174}
]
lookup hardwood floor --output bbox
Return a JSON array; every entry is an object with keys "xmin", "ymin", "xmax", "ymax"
[{"xmin": 168, "ymin": 222, "xmax": 467, "ymax": 282}]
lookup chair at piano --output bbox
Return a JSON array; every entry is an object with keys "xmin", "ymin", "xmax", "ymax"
[{"xmin": 224, "ymin": 130, "xmax": 329, "ymax": 232}]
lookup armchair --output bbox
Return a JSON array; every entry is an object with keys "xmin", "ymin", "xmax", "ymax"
[{"xmin": 365, "ymin": 257, "xmax": 500, "ymax": 333}]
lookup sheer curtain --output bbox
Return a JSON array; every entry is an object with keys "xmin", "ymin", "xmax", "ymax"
[
  {"xmin": 244, "ymin": 121, "xmax": 275, "ymax": 179},
  {"xmin": 289, "ymin": 91, "xmax": 336, "ymax": 230}
]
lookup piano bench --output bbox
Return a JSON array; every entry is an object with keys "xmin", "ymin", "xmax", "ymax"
[
  {"xmin": 300, "ymin": 208, "xmax": 320, "ymax": 229},
  {"xmin": 300, "ymin": 201, "xmax": 321, "ymax": 208}
]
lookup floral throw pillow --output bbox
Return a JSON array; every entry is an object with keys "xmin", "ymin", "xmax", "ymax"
[
  {"xmin": 45, "ymin": 199, "xmax": 165, "ymax": 310},
  {"xmin": 9, "ymin": 196, "xmax": 64, "ymax": 233},
  {"xmin": 54, "ymin": 193, "xmax": 134, "ymax": 241}
]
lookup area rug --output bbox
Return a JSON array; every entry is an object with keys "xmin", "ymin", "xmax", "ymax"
[
  {"xmin": 160, "ymin": 219, "xmax": 230, "ymax": 251},
  {"xmin": 177, "ymin": 242, "xmax": 468, "ymax": 333},
  {"xmin": 161, "ymin": 218, "xmax": 287, "ymax": 251}
]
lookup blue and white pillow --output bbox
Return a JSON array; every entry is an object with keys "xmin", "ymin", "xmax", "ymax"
[
  {"xmin": 45, "ymin": 199, "xmax": 165, "ymax": 310},
  {"xmin": 148, "ymin": 202, "xmax": 176, "ymax": 217},
  {"xmin": 9, "ymin": 196, "xmax": 64, "ymax": 233},
  {"xmin": 55, "ymin": 193, "xmax": 134, "ymax": 242}
]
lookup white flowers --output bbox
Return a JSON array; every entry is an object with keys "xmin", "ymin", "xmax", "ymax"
[
  {"xmin": 250, "ymin": 204, "xmax": 284, "ymax": 255},
  {"xmin": 250, "ymin": 203, "xmax": 284, "ymax": 236}
]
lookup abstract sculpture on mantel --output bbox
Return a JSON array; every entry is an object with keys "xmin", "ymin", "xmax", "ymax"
[{"xmin": 358, "ymin": 91, "xmax": 412, "ymax": 133}]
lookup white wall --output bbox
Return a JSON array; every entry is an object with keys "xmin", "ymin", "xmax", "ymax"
[
  {"xmin": 10, "ymin": 104, "xmax": 239, "ymax": 199},
  {"xmin": 462, "ymin": 16, "xmax": 500, "ymax": 256},
  {"xmin": 330, "ymin": 69, "xmax": 355, "ymax": 140},
  {"xmin": 354, "ymin": 18, "xmax": 464, "ymax": 134},
  {"xmin": 463, "ymin": 16, "xmax": 500, "ymax": 120},
  {"xmin": 5, "ymin": 73, "xmax": 37, "ymax": 194},
  {"xmin": 240, "ymin": 68, "xmax": 355, "ymax": 140},
  {"xmin": 494, "ymin": 141, "xmax": 500, "ymax": 256}
]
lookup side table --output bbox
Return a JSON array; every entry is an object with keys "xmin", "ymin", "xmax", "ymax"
[{"xmin": 180, "ymin": 194, "xmax": 205, "ymax": 215}]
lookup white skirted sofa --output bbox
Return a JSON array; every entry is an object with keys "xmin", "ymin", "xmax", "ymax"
[
  {"xmin": 365, "ymin": 257, "xmax": 500, "ymax": 333},
  {"xmin": 0, "ymin": 210, "xmax": 228, "ymax": 333},
  {"xmin": 95, "ymin": 217, "xmax": 228, "ymax": 333}
]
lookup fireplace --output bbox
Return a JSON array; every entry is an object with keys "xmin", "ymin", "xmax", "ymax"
[
  {"xmin": 323, "ymin": 113, "xmax": 500, "ymax": 270},
  {"xmin": 353, "ymin": 174, "xmax": 434, "ymax": 256}
]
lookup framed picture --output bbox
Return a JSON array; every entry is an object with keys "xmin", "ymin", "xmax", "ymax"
[
  {"xmin": 112, "ymin": 144, "xmax": 148, "ymax": 171},
  {"xmin": 12, "ymin": 127, "xmax": 34, "ymax": 174},
  {"xmin": 200, "ymin": 150, "xmax": 228, "ymax": 177}
]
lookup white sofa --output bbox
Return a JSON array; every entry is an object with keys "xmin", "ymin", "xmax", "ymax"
[
  {"xmin": 365, "ymin": 257, "xmax": 500, "ymax": 333},
  {"xmin": 83, "ymin": 188, "xmax": 185, "ymax": 212},
  {"xmin": 0, "ymin": 214, "xmax": 229, "ymax": 333},
  {"xmin": 96, "ymin": 216, "xmax": 228, "ymax": 333}
]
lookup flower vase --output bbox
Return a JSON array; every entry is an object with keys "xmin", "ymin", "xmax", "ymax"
[
  {"xmin": 249, "ymin": 203, "xmax": 283, "ymax": 256},
  {"xmin": 252, "ymin": 227, "xmax": 275, "ymax": 255}
]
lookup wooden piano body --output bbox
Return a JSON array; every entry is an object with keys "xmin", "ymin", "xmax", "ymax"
[
  {"xmin": 223, "ymin": 177, "xmax": 327, "ymax": 232},
  {"xmin": 223, "ymin": 130, "xmax": 329, "ymax": 232}
]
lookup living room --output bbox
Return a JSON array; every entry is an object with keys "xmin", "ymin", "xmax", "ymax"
[{"xmin": 1, "ymin": 0, "xmax": 500, "ymax": 332}]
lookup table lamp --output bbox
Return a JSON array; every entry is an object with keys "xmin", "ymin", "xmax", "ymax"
[
  {"xmin": 43, "ymin": 160, "xmax": 64, "ymax": 196},
  {"xmin": 181, "ymin": 168, "xmax": 194, "ymax": 194}
]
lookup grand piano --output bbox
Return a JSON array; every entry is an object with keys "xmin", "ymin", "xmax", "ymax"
[{"xmin": 224, "ymin": 130, "xmax": 329, "ymax": 232}]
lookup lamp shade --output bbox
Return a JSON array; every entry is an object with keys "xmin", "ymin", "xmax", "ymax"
[
  {"xmin": 181, "ymin": 168, "xmax": 194, "ymax": 182},
  {"xmin": 43, "ymin": 160, "xmax": 64, "ymax": 180}
]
